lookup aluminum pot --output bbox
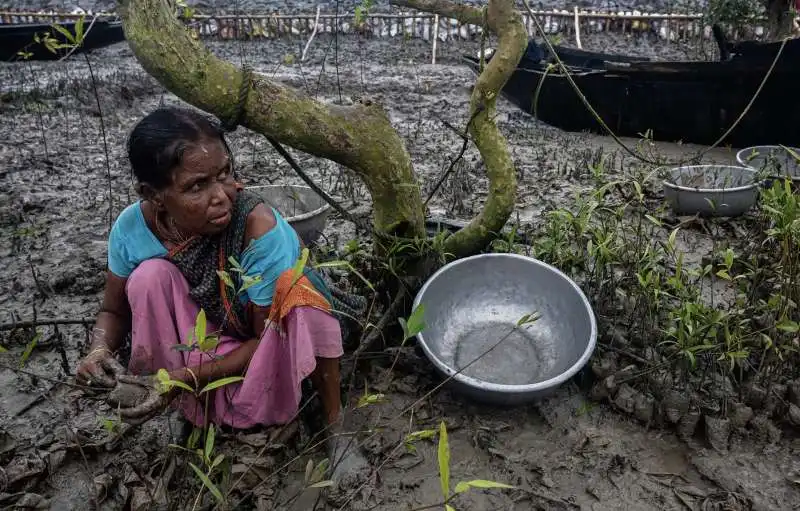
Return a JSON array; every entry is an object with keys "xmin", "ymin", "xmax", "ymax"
[
  {"xmin": 661, "ymin": 165, "xmax": 760, "ymax": 217},
  {"xmin": 412, "ymin": 253, "xmax": 597, "ymax": 406},
  {"xmin": 736, "ymin": 145, "xmax": 800, "ymax": 189},
  {"xmin": 246, "ymin": 185, "xmax": 332, "ymax": 246}
]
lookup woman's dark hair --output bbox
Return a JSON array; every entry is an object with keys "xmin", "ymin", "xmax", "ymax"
[{"xmin": 127, "ymin": 105, "xmax": 234, "ymax": 190}]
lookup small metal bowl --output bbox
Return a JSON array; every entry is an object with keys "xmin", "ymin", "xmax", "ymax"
[
  {"xmin": 246, "ymin": 185, "xmax": 332, "ymax": 246},
  {"xmin": 661, "ymin": 165, "xmax": 760, "ymax": 217},
  {"xmin": 736, "ymin": 145, "xmax": 800, "ymax": 188},
  {"xmin": 412, "ymin": 253, "xmax": 597, "ymax": 406}
]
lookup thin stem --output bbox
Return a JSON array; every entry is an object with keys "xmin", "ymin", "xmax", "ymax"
[{"xmin": 83, "ymin": 53, "xmax": 114, "ymax": 231}]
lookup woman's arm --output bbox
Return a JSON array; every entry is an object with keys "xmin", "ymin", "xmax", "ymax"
[
  {"xmin": 76, "ymin": 272, "xmax": 131, "ymax": 386},
  {"xmin": 91, "ymin": 273, "xmax": 132, "ymax": 351}
]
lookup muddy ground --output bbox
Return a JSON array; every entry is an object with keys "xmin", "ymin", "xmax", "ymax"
[{"xmin": 1, "ymin": 33, "xmax": 799, "ymax": 511}]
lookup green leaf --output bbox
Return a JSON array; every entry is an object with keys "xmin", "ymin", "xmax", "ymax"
[
  {"xmin": 516, "ymin": 311, "xmax": 541, "ymax": 327},
  {"xmin": 19, "ymin": 332, "xmax": 41, "ymax": 369},
  {"xmin": 344, "ymin": 239, "xmax": 359, "ymax": 253},
  {"xmin": 357, "ymin": 392, "xmax": 386, "ymax": 408},
  {"xmin": 309, "ymin": 480, "xmax": 334, "ymax": 488},
  {"xmin": 644, "ymin": 214, "xmax": 662, "ymax": 226},
  {"xmin": 74, "ymin": 16, "xmax": 84, "ymax": 42},
  {"xmin": 667, "ymin": 227, "xmax": 679, "ymax": 250},
  {"xmin": 155, "ymin": 368, "xmax": 195, "ymax": 394},
  {"xmin": 216, "ymin": 270, "xmax": 235, "ymax": 290},
  {"xmin": 156, "ymin": 368, "xmax": 171, "ymax": 383},
  {"xmin": 632, "ymin": 181, "xmax": 643, "ymax": 200},
  {"xmin": 172, "ymin": 380, "xmax": 196, "ymax": 393},
  {"xmin": 211, "ymin": 453, "xmax": 225, "ymax": 469},
  {"xmin": 438, "ymin": 420, "xmax": 450, "ymax": 500},
  {"xmin": 188, "ymin": 462, "xmax": 224, "ymax": 503},
  {"xmin": 187, "ymin": 427, "xmax": 202, "ymax": 449},
  {"xmin": 166, "ymin": 378, "xmax": 195, "ymax": 394},
  {"xmin": 445, "ymin": 505, "xmax": 456, "ymax": 511},
  {"xmin": 406, "ymin": 304, "xmax": 426, "ymax": 338},
  {"xmin": 304, "ymin": 458, "xmax": 314, "ymax": 483},
  {"xmin": 204, "ymin": 424, "xmax": 216, "ymax": 462},
  {"xmin": 405, "ymin": 429, "xmax": 437, "ymax": 443},
  {"xmin": 239, "ymin": 274, "xmax": 262, "ymax": 293},
  {"xmin": 198, "ymin": 335, "xmax": 219, "ymax": 353},
  {"xmin": 454, "ymin": 479, "xmax": 515, "ymax": 494},
  {"xmin": 292, "ymin": 248, "xmax": 310, "ymax": 286},
  {"xmin": 194, "ymin": 309, "xmax": 207, "ymax": 347},
  {"xmin": 310, "ymin": 458, "xmax": 330, "ymax": 483},
  {"xmin": 784, "ymin": 145, "xmax": 800, "ymax": 163},
  {"xmin": 313, "ymin": 260, "xmax": 350, "ymax": 270},
  {"xmin": 171, "ymin": 343, "xmax": 195, "ymax": 352},
  {"xmin": 777, "ymin": 320, "xmax": 800, "ymax": 333},
  {"xmin": 167, "ymin": 443, "xmax": 195, "ymax": 454},
  {"xmin": 200, "ymin": 376, "xmax": 245, "ymax": 394},
  {"xmin": 723, "ymin": 248, "xmax": 735, "ymax": 268},
  {"xmin": 51, "ymin": 23, "xmax": 76, "ymax": 44},
  {"xmin": 0, "ymin": 344, "xmax": 6, "ymax": 353},
  {"xmin": 228, "ymin": 255, "xmax": 244, "ymax": 271}
]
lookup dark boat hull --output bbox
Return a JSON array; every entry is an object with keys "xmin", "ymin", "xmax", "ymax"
[
  {"xmin": 548, "ymin": 44, "xmax": 652, "ymax": 68},
  {"xmin": 0, "ymin": 19, "xmax": 125, "ymax": 61},
  {"xmin": 464, "ymin": 41, "xmax": 800, "ymax": 149}
]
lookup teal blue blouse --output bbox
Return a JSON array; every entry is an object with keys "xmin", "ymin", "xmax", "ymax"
[{"xmin": 107, "ymin": 201, "xmax": 300, "ymax": 307}]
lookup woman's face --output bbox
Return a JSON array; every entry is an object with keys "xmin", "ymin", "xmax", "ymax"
[{"xmin": 160, "ymin": 136, "xmax": 237, "ymax": 236}]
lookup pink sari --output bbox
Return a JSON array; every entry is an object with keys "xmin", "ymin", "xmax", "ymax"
[{"xmin": 125, "ymin": 258, "xmax": 343, "ymax": 428}]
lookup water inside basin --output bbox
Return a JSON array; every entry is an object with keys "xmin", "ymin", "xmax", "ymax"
[{"xmin": 446, "ymin": 320, "xmax": 559, "ymax": 385}]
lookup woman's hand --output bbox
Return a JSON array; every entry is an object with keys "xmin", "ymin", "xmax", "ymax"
[
  {"xmin": 76, "ymin": 345, "xmax": 127, "ymax": 388},
  {"xmin": 111, "ymin": 374, "xmax": 175, "ymax": 425}
]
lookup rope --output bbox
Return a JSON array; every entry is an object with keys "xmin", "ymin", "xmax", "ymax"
[
  {"xmin": 521, "ymin": 0, "xmax": 789, "ymax": 168},
  {"xmin": 532, "ymin": 62, "xmax": 556, "ymax": 121},
  {"xmin": 221, "ymin": 64, "xmax": 253, "ymax": 132}
]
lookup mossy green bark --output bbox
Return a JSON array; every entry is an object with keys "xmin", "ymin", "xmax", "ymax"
[
  {"xmin": 119, "ymin": 0, "xmax": 425, "ymax": 240},
  {"xmin": 438, "ymin": 0, "xmax": 526, "ymax": 258},
  {"xmin": 121, "ymin": 0, "xmax": 526, "ymax": 262}
]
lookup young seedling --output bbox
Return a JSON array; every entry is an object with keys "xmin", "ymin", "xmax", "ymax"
[
  {"xmin": 217, "ymin": 255, "xmax": 263, "ymax": 296},
  {"xmin": 435, "ymin": 421, "xmax": 514, "ymax": 510},
  {"xmin": 18, "ymin": 331, "xmax": 41, "ymax": 369},
  {"xmin": 357, "ymin": 380, "xmax": 386, "ymax": 408},
  {"xmin": 399, "ymin": 303, "xmax": 426, "ymax": 344},
  {"xmin": 303, "ymin": 458, "xmax": 333, "ymax": 489}
]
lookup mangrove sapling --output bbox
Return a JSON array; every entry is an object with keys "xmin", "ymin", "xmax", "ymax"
[
  {"xmin": 525, "ymin": 149, "xmax": 800, "ymax": 435},
  {"xmin": 333, "ymin": 312, "xmax": 540, "ymax": 510},
  {"xmin": 403, "ymin": 420, "xmax": 514, "ymax": 511},
  {"xmin": 382, "ymin": 302, "xmax": 425, "ymax": 384}
]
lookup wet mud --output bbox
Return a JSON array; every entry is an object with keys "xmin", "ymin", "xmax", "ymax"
[{"xmin": 1, "ymin": 33, "xmax": 798, "ymax": 510}]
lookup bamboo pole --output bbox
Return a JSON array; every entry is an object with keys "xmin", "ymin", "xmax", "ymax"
[{"xmin": 431, "ymin": 14, "xmax": 439, "ymax": 65}]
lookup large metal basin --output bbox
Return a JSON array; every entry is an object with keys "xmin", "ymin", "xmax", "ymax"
[
  {"xmin": 412, "ymin": 253, "xmax": 597, "ymax": 406},
  {"xmin": 662, "ymin": 165, "xmax": 760, "ymax": 217},
  {"xmin": 246, "ymin": 185, "xmax": 332, "ymax": 246},
  {"xmin": 736, "ymin": 145, "xmax": 800, "ymax": 186}
]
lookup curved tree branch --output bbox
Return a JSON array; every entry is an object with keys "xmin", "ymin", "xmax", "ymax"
[
  {"xmin": 120, "ymin": 0, "xmax": 525, "ymax": 265},
  {"xmin": 393, "ymin": 0, "xmax": 526, "ymax": 258},
  {"xmin": 119, "ymin": 0, "xmax": 425, "ymax": 239}
]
